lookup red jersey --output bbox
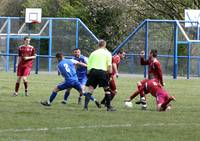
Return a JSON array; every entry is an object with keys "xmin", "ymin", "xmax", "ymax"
[
  {"xmin": 111, "ymin": 55, "xmax": 121, "ymax": 75},
  {"xmin": 141, "ymin": 57, "xmax": 163, "ymax": 85},
  {"xmin": 143, "ymin": 79, "xmax": 163, "ymax": 97},
  {"xmin": 18, "ymin": 45, "xmax": 35, "ymax": 68}
]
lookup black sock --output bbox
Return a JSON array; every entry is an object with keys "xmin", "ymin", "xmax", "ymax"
[
  {"xmin": 105, "ymin": 94, "xmax": 111, "ymax": 108},
  {"xmin": 84, "ymin": 92, "xmax": 92, "ymax": 109},
  {"xmin": 101, "ymin": 97, "xmax": 106, "ymax": 104}
]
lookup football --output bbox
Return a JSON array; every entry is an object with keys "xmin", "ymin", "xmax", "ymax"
[{"xmin": 124, "ymin": 101, "xmax": 133, "ymax": 108}]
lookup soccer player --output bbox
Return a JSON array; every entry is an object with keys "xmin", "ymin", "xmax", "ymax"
[
  {"xmin": 40, "ymin": 53, "xmax": 87, "ymax": 106},
  {"xmin": 126, "ymin": 79, "xmax": 175, "ymax": 111},
  {"xmin": 126, "ymin": 49, "xmax": 164, "ymax": 109},
  {"xmin": 140, "ymin": 49, "xmax": 163, "ymax": 85},
  {"xmin": 61, "ymin": 48, "xmax": 100, "ymax": 108},
  {"xmin": 101, "ymin": 49, "xmax": 126, "ymax": 105},
  {"xmin": 84, "ymin": 39, "xmax": 115, "ymax": 111},
  {"xmin": 13, "ymin": 36, "xmax": 36, "ymax": 96}
]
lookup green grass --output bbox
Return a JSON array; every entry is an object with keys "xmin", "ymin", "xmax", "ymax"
[{"xmin": 0, "ymin": 72, "xmax": 200, "ymax": 141}]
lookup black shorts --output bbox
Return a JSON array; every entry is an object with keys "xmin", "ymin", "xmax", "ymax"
[{"xmin": 86, "ymin": 69, "xmax": 109, "ymax": 89}]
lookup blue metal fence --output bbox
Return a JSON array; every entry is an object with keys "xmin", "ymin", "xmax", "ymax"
[
  {"xmin": 113, "ymin": 19, "xmax": 200, "ymax": 79},
  {"xmin": 0, "ymin": 17, "xmax": 99, "ymax": 73}
]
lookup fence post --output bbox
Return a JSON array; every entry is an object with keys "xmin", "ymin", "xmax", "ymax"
[
  {"xmin": 173, "ymin": 22, "xmax": 178, "ymax": 79},
  {"xmin": 13, "ymin": 55, "xmax": 17, "ymax": 73},
  {"xmin": 48, "ymin": 19, "xmax": 52, "ymax": 72},
  {"xmin": 187, "ymin": 42, "xmax": 191, "ymax": 79},
  {"xmin": 198, "ymin": 59, "xmax": 200, "ymax": 77},
  {"xmin": 35, "ymin": 40, "xmax": 40, "ymax": 74},
  {"xmin": 144, "ymin": 20, "xmax": 148, "ymax": 78},
  {"xmin": 6, "ymin": 17, "xmax": 11, "ymax": 72},
  {"xmin": 129, "ymin": 53, "xmax": 134, "ymax": 73},
  {"xmin": 76, "ymin": 19, "xmax": 79, "ymax": 48}
]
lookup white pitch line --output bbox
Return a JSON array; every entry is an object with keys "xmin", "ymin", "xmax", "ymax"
[
  {"xmin": 1, "ymin": 123, "xmax": 200, "ymax": 133},
  {"xmin": 0, "ymin": 124, "xmax": 131, "ymax": 133}
]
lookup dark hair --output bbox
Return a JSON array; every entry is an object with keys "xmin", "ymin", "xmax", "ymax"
[
  {"xmin": 56, "ymin": 53, "xmax": 64, "ymax": 59},
  {"xmin": 117, "ymin": 49, "xmax": 124, "ymax": 54},
  {"xmin": 24, "ymin": 36, "xmax": 30, "ymax": 40},
  {"xmin": 150, "ymin": 49, "xmax": 158, "ymax": 57},
  {"xmin": 73, "ymin": 48, "xmax": 80, "ymax": 51},
  {"xmin": 98, "ymin": 39, "xmax": 106, "ymax": 47}
]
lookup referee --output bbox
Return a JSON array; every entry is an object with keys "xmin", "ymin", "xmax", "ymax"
[{"xmin": 84, "ymin": 39, "xmax": 115, "ymax": 111}]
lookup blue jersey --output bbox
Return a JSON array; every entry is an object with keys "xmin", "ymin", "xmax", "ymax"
[
  {"xmin": 57, "ymin": 59, "xmax": 78, "ymax": 81},
  {"xmin": 73, "ymin": 55, "xmax": 88, "ymax": 79}
]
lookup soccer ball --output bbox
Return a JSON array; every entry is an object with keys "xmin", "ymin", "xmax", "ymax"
[{"xmin": 124, "ymin": 101, "xmax": 133, "ymax": 108}]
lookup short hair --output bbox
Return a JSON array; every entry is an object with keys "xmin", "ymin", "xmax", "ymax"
[
  {"xmin": 117, "ymin": 49, "xmax": 124, "ymax": 54},
  {"xmin": 98, "ymin": 39, "xmax": 106, "ymax": 47},
  {"xmin": 73, "ymin": 48, "xmax": 80, "ymax": 51},
  {"xmin": 56, "ymin": 53, "xmax": 64, "ymax": 59},
  {"xmin": 24, "ymin": 36, "xmax": 30, "ymax": 40},
  {"xmin": 150, "ymin": 49, "xmax": 158, "ymax": 57}
]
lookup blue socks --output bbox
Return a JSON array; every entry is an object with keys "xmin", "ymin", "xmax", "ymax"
[
  {"xmin": 64, "ymin": 91, "xmax": 70, "ymax": 101},
  {"xmin": 83, "ymin": 93, "xmax": 94, "ymax": 101},
  {"xmin": 49, "ymin": 91, "xmax": 57, "ymax": 103}
]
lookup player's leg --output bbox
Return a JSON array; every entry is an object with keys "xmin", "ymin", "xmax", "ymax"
[
  {"xmin": 99, "ymin": 71, "xmax": 116, "ymax": 111},
  {"xmin": 13, "ymin": 76, "xmax": 22, "ymax": 96},
  {"xmin": 77, "ymin": 77, "xmax": 87, "ymax": 104},
  {"xmin": 41, "ymin": 81, "xmax": 67, "ymax": 106},
  {"xmin": 160, "ymin": 95, "xmax": 176, "ymax": 111},
  {"xmin": 22, "ymin": 76, "xmax": 28, "ymax": 96},
  {"xmin": 156, "ymin": 92, "xmax": 175, "ymax": 111},
  {"xmin": 13, "ymin": 66, "xmax": 24, "ymax": 96},
  {"xmin": 22, "ymin": 67, "xmax": 31, "ymax": 96},
  {"xmin": 101, "ymin": 76, "xmax": 116, "ymax": 106},
  {"xmin": 110, "ymin": 76, "xmax": 117, "ymax": 101},
  {"xmin": 41, "ymin": 87, "xmax": 61, "ymax": 106},
  {"xmin": 83, "ymin": 86, "xmax": 95, "ymax": 110},
  {"xmin": 135, "ymin": 80, "xmax": 148, "ymax": 108},
  {"xmin": 124, "ymin": 90, "xmax": 140, "ymax": 102},
  {"xmin": 61, "ymin": 88, "xmax": 72, "ymax": 104},
  {"xmin": 83, "ymin": 70, "xmax": 98, "ymax": 110}
]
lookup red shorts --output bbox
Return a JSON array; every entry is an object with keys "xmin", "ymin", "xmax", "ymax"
[
  {"xmin": 156, "ymin": 90, "xmax": 169, "ymax": 105},
  {"xmin": 17, "ymin": 66, "xmax": 32, "ymax": 76}
]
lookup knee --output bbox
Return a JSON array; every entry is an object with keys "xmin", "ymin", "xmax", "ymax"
[
  {"xmin": 104, "ymin": 87, "xmax": 111, "ymax": 94},
  {"xmin": 157, "ymin": 104, "xmax": 162, "ymax": 111},
  {"xmin": 22, "ymin": 77, "xmax": 28, "ymax": 82},
  {"xmin": 53, "ymin": 87, "xmax": 60, "ymax": 93},
  {"xmin": 137, "ymin": 82, "xmax": 142, "ymax": 87}
]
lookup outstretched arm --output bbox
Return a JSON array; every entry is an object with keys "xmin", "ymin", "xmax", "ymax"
[{"xmin": 140, "ymin": 51, "xmax": 149, "ymax": 65}]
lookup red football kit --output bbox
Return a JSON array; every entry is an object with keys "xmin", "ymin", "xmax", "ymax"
[
  {"xmin": 140, "ymin": 57, "xmax": 163, "ymax": 85},
  {"xmin": 110, "ymin": 55, "xmax": 121, "ymax": 95},
  {"xmin": 139, "ymin": 79, "xmax": 169, "ymax": 105},
  {"xmin": 17, "ymin": 45, "xmax": 35, "ymax": 76}
]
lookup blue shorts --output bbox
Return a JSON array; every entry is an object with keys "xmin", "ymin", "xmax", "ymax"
[
  {"xmin": 57, "ymin": 80, "xmax": 82, "ymax": 92},
  {"xmin": 78, "ymin": 76, "xmax": 87, "ymax": 86}
]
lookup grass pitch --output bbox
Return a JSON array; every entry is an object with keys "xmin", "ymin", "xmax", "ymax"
[{"xmin": 0, "ymin": 72, "xmax": 200, "ymax": 141}]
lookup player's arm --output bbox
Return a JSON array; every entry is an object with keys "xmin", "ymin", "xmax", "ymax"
[
  {"xmin": 16, "ymin": 47, "xmax": 22, "ymax": 66},
  {"xmin": 140, "ymin": 51, "xmax": 149, "ymax": 65},
  {"xmin": 154, "ymin": 62, "xmax": 164, "ymax": 86},
  {"xmin": 23, "ymin": 54, "xmax": 36, "ymax": 60},
  {"xmin": 24, "ymin": 48, "xmax": 37, "ymax": 60},
  {"xmin": 16, "ymin": 56, "xmax": 21, "ymax": 67},
  {"xmin": 112, "ymin": 63, "xmax": 119, "ymax": 77},
  {"xmin": 70, "ymin": 59, "xmax": 87, "ymax": 67}
]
